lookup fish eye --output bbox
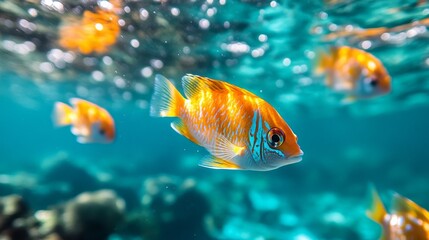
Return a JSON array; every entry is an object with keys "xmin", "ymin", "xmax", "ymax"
[
  {"xmin": 267, "ymin": 128, "xmax": 285, "ymax": 148},
  {"xmin": 99, "ymin": 129, "xmax": 106, "ymax": 135},
  {"xmin": 369, "ymin": 79, "xmax": 378, "ymax": 87}
]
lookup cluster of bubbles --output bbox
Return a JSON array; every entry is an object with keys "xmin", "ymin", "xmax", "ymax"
[{"xmin": 0, "ymin": 0, "xmax": 428, "ymax": 115}]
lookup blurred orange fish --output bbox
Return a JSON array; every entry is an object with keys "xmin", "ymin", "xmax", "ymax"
[
  {"xmin": 315, "ymin": 46, "xmax": 391, "ymax": 99},
  {"xmin": 53, "ymin": 98, "xmax": 115, "ymax": 143},
  {"xmin": 58, "ymin": 0, "xmax": 122, "ymax": 54},
  {"xmin": 367, "ymin": 186, "xmax": 429, "ymax": 240},
  {"xmin": 150, "ymin": 74, "xmax": 303, "ymax": 171},
  {"xmin": 324, "ymin": 17, "xmax": 429, "ymax": 42}
]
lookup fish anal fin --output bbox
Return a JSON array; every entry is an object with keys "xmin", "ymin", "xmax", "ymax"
[
  {"xmin": 366, "ymin": 185, "xmax": 387, "ymax": 224},
  {"xmin": 171, "ymin": 119, "xmax": 198, "ymax": 144},
  {"xmin": 199, "ymin": 155, "xmax": 241, "ymax": 170}
]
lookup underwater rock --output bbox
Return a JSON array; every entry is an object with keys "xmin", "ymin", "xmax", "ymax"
[
  {"xmin": 33, "ymin": 190, "xmax": 125, "ymax": 240},
  {"xmin": 299, "ymin": 193, "xmax": 369, "ymax": 239},
  {"xmin": 38, "ymin": 156, "xmax": 101, "ymax": 208},
  {"xmin": 121, "ymin": 175, "xmax": 212, "ymax": 240},
  {"xmin": 55, "ymin": 190, "xmax": 125, "ymax": 240},
  {"xmin": 0, "ymin": 195, "xmax": 31, "ymax": 239}
]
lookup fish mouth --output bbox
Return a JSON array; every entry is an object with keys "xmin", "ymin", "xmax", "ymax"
[{"xmin": 286, "ymin": 150, "xmax": 304, "ymax": 164}]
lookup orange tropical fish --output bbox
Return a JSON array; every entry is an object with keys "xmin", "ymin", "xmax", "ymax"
[
  {"xmin": 315, "ymin": 46, "xmax": 391, "ymax": 99},
  {"xmin": 53, "ymin": 98, "xmax": 115, "ymax": 143},
  {"xmin": 150, "ymin": 74, "xmax": 303, "ymax": 171},
  {"xmin": 367, "ymin": 186, "xmax": 429, "ymax": 240},
  {"xmin": 58, "ymin": 0, "xmax": 122, "ymax": 54}
]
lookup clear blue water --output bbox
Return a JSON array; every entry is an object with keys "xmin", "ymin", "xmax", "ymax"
[{"xmin": 1, "ymin": 0, "xmax": 429, "ymax": 239}]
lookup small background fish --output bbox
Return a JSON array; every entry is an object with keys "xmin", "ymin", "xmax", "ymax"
[
  {"xmin": 53, "ymin": 98, "xmax": 115, "ymax": 143},
  {"xmin": 58, "ymin": 0, "xmax": 122, "ymax": 54},
  {"xmin": 367, "ymin": 186, "xmax": 429, "ymax": 240},
  {"xmin": 314, "ymin": 46, "xmax": 391, "ymax": 100}
]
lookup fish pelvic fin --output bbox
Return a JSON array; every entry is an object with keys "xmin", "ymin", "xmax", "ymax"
[
  {"xmin": 53, "ymin": 102, "xmax": 75, "ymax": 126},
  {"xmin": 150, "ymin": 74, "xmax": 185, "ymax": 117},
  {"xmin": 171, "ymin": 119, "xmax": 198, "ymax": 144},
  {"xmin": 341, "ymin": 96, "xmax": 357, "ymax": 105},
  {"xmin": 366, "ymin": 184, "xmax": 387, "ymax": 224},
  {"xmin": 199, "ymin": 155, "xmax": 241, "ymax": 170}
]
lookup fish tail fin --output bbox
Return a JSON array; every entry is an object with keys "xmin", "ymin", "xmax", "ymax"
[
  {"xmin": 313, "ymin": 47, "xmax": 333, "ymax": 76},
  {"xmin": 150, "ymin": 74, "xmax": 185, "ymax": 117},
  {"xmin": 366, "ymin": 184, "xmax": 387, "ymax": 224},
  {"xmin": 53, "ymin": 102, "xmax": 75, "ymax": 126}
]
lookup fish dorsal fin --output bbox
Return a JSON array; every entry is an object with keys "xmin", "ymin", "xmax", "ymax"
[
  {"xmin": 170, "ymin": 119, "xmax": 198, "ymax": 144},
  {"xmin": 392, "ymin": 193, "xmax": 429, "ymax": 221},
  {"xmin": 182, "ymin": 74, "xmax": 256, "ymax": 99},
  {"xmin": 182, "ymin": 74, "xmax": 208, "ymax": 99},
  {"xmin": 203, "ymin": 133, "xmax": 245, "ymax": 161},
  {"xmin": 199, "ymin": 155, "xmax": 241, "ymax": 170},
  {"xmin": 366, "ymin": 185, "xmax": 387, "ymax": 224},
  {"xmin": 70, "ymin": 98, "xmax": 95, "ymax": 108}
]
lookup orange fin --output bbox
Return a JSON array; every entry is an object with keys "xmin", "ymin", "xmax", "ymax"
[
  {"xmin": 181, "ymin": 74, "xmax": 207, "ymax": 99},
  {"xmin": 182, "ymin": 74, "xmax": 256, "ymax": 98},
  {"xmin": 171, "ymin": 119, "xmax": 198, "ymax": 144},
  {"xmin": 391, "ymin": 193, "xmax": 429, "ymax": 221},
  {"xmin": 207, "ymin": 133, "xmax": 245, "ymax": 160},
  {"xmin": 53, "ymin": 102, "xmax": 75, "ymax": 126},
  {"xmin": 199, "ymin": 156, "xmax": 241, "ymax": 170},
  {"xmin": 366, "ymin": 185, "xmax": 387, "ymax": 224},
  {"xmin": 150, "ymin": 74, "xmax": 184, "ymax": 117},
  {"xmin": 314, "ymin": 48, "xmax": 333, "ymax": 76}
]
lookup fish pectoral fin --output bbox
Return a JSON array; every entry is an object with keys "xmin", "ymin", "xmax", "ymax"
[
  {"xmin": 199, "ymin": 155, "xmax": 241, "ymax": 170},
  {"xmin": 170, "ymin": 119, "xmax": 198, "ymax": 144},
  {"xmin": 205, "ymin": 133, "xmax": 245, "ymax": 161}
]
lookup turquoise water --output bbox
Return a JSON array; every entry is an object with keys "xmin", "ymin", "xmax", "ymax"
[{"xmin": 1, "ymin": 0, "xmax": 429, "ymax": 239}]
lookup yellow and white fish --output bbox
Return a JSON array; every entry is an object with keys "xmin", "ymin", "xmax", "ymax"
[
  {"xmin": 367, "ymin": 186, "xmax": 429, "ymax": 240},
  {"xmin": 150, "ymin": 74, "xmax": 303, "ymax": 171}
]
